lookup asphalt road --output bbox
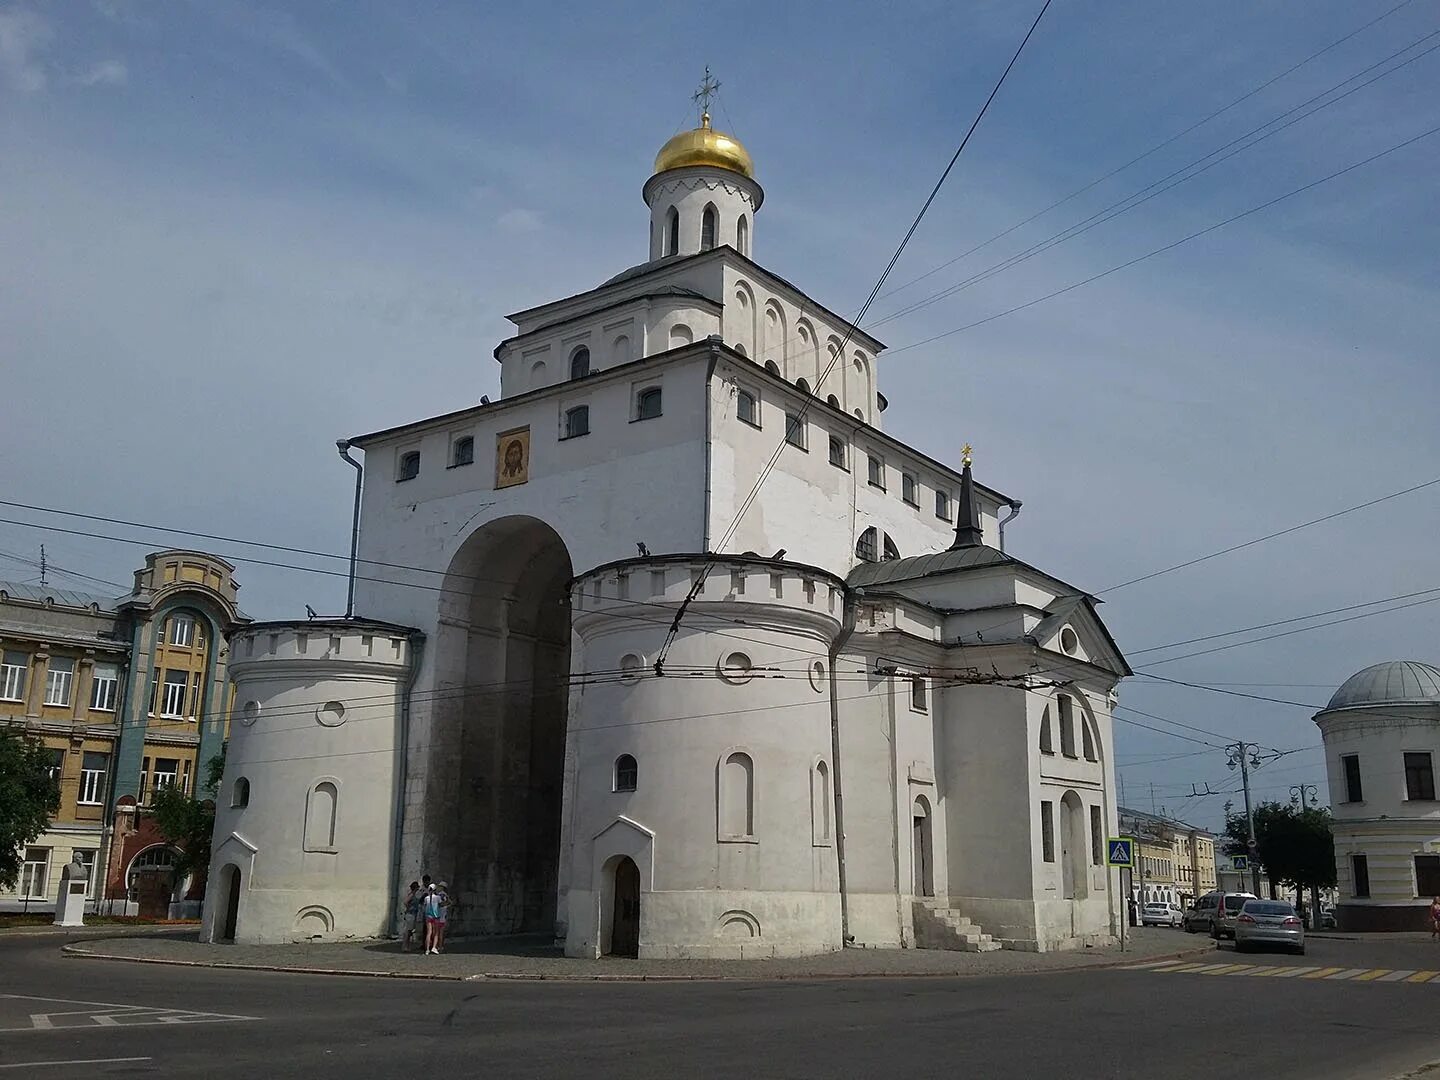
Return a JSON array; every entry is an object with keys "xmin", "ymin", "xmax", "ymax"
[{"xmin": 3, "ymin": 933, "xmax": 1440, "ymax": 1079}]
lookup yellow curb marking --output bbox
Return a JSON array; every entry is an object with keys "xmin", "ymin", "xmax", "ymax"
[
  {"xmin": 1353, "ymin": 969, "xmax": 1392, "ymax": 982},
  {"xmin": 1405, "ymin": 971, "xmax": 1438, "ymax": 983}
]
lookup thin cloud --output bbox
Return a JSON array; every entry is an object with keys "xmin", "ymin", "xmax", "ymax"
[
  {"xmin": 497, "ymin": 208, "xmax": 542, "ymax": 233},
  {"xmin": 0, "ymin": 8, "xmax": 51, "ymax": 93},
  {"xmin": 76, "ymin": 58, "xmax": 127, "ymax": 87}
]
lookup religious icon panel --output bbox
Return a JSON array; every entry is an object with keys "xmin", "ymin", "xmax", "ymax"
[{"xmin": 495, "ymin": 427, "xmax": 531, "ymax": 489}]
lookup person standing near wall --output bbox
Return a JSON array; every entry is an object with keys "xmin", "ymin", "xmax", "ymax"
[{"xmin": 399, "ymin": 881, "xmax": 421, "ymax": 952}]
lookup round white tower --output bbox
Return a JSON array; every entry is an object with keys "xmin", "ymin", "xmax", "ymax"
[
  {"xmin": 644, "ymin": 111, "xmax": 763, "ymax": 262},
  {"xmin": 201, "ymin": 619, "xmax": 420, "ymax": 945},
  {"xmin": 561, "ymin": 555, "xmax": 842, "ymax": 959}
]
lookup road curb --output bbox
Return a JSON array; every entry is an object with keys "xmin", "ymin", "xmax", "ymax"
[
  {"xmin": 59, "ymin": 939, "xmax": 1218, "ymax": 984},
  {"xmin": 1, "ymin": 924, "xmax": 199, "ymax": 940}
]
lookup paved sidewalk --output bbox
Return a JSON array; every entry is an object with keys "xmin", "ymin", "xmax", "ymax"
[{"xmin": 63, "ymin": 925, "xmax": 1211, "ymax": 981}]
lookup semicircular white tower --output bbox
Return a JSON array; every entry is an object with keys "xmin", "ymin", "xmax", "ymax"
[
  {"xmin": 644, "ymin": 110, "xmax": 763, "ymax": 261},
  {"xmin": 201, "ymin": 619, "xmax": 421, "ymax": 945}
]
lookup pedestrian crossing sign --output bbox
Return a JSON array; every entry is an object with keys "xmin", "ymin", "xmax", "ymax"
[
  {"xmin": 1106, "ymin": 837, "xmax": 1135, "ymax": 867},
  {"xmin": 1233, "ymin": 855, "xmax": 1248, "ymax": 871}
]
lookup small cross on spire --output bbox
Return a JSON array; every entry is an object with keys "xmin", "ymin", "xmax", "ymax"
[
  {"xmin": 693, "ymin": 66, "xmax": 721, "ymax": 125},
  {"xmin": 961, "ymin": 443, "xmax": 973, "ymax": 467}
]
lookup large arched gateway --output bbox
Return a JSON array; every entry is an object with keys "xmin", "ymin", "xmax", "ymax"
[{"xmin": 429, "ymin": 516, "xmax": 573, "ymax": 935}]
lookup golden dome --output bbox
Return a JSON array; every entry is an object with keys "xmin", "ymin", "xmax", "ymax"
[{"xmin": 653, "ymin": 113, "xmax": 754, "ymax": 179}]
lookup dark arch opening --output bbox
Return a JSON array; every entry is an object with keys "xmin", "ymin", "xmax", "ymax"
[{"xmin": 433, "ymin": 516, "xmax": 574, "ymax": 935}]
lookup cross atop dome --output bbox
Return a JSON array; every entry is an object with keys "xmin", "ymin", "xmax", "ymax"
[{"xmin": 692, "ymin": 66, "xmax": 721, "ymax": 125}]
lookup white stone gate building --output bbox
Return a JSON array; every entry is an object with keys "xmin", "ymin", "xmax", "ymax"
[{"xmin": 203, "ymin": 100, "xmax": 1131, "ymax": 956}]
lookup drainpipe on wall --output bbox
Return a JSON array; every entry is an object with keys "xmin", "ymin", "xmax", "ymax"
[
  {"xmin": 997, "ymin": 499, "xmax": 1023, "ymax": 553},
  {"xmin": 387, "ymin": 631, "xmax": 425, "ymax": 938},
  {"xmin": 829, "ymin": 588, "xmax": 860, "ymax": 946},
  {"xmin": 336, "ymin": 440, "xmax": 363, "ymax": 619}
]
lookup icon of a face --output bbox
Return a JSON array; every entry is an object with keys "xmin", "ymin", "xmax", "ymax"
[{"xmin": 504, "ymin": 440, "xmax": 524, "ymax": 476}]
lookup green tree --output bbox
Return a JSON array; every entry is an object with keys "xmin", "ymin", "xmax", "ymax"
[
  {"xmin": 0, "ymin": 728, "xmax": 60, "ymax": 890},
  {"xmin": 1223, "ymin": 801, "xmax": 1336, "ymax": 897},
  {"xmin": 148, "ymin": 751, "xmax": 225, "ymax": 883}
]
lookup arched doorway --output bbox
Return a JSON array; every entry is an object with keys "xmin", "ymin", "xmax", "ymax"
[
  {"xmin": 607, "ymin": 857, "xmax": 640, "ymax": 958},
  {"xmin": 127, "ymin": 845, "xmax": 182, "ymax": 918},
  {"xmin": 216, "ymin": 864, "xmax": 242, "ymax": 941},
  {"xmin": 1059, "ymin": 791, "xmax": 1087, "ymax": 901},
  {"xmin": 912, "ymin": 796, "xmax": 934, "ymax": 898},
  {"xmin": 431, "ymin": 516, "xmax": 573, "ymax": 935}
]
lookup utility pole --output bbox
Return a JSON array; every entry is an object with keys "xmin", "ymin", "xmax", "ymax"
[
  {"xmin": 1290, "ymin": 784, "xmax": 1320, "ymax": 927},
  {"xmin": 1226, "ymin": 741, "xmax": 1264, "ymax": 895}
]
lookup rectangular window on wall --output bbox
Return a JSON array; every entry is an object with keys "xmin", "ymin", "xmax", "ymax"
[
  {"xmin": 1416, "ymin": 855, "xmax": 1440, "ymax": 897},
  {"xmin": 188, "ymin": 671, "xmax": 204, "ymax": 719},
  {"xmin": 910, "ymin": 677, "xmax": 927, "ymax": 712},
  {"xmin": 1341, "ymin": 754, "xmax": 1363, "ymax": 802},
  {"xmin": 1041, "ymin": 800, "xmax": 1055, "ymax": 863},
  {"xmin": 45, "ymin": 748, "xmax": 64, "ymax": 785},
  {"xmin": 78, "ymin": 752, "xmax": 108, "ymax": 805},
  {"xmin": 149, "ymin": 667, "xmax": 160, "ymax": 715},
  {"xmin": 138, "ymin": 756, "xmax": 150, "ymax": 805},
  {"xmin": 867, "ymin": 454, "xmax": 885, "ymax": 490},
  {"xmin": 784, "ymin": 412, "xmax": 806, "ymax": 450},
  {"xmin": 1404, "ymin": 752, "xmax": 1436, "ymax": 801},
  {"xmin": 1090, "ymin": 805, "xmax": 1103, "ymax": 865},
  {"xmin": 1058, "ymin": 695, "xmax": 1076, "ymax": 757},
  {"xmin": 153, "ymin": 758, "xmax": 180, "ymax": 793},
  {"xmin": 160, "ymin": 670, "xmax": 187, "ymax": 718},
  {"xmin": 1351, "ymin": 853, "xmax": 1370, "ymax": 898},
  {"xmin": 20, "ymin": 847, "xmax": 50, "ymax": 899},
  {"xmin": 89, "ymin": 662, "xmax": 120, "ymax": 712},
  {"xmin": 44, "ymin": 657, "xmax": 75, "ymax": 706},
  {"xmin": 169, "ymin": 614, "xmax": 196, "ymax": 647},
  {"xmin": 0, "ymin": 649, "xmax": 27, "ymax": 701}
]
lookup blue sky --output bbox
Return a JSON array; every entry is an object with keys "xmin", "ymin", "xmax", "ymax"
[{"xmin": 2, "ymin": 0, "xmax": 1437, "ymax": 830}]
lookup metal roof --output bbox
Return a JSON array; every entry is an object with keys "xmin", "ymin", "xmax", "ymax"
[
  {"xmin": 0, "ymin": 580, "xmax": 122, "ymax": 611},
  {"xmin": 846, "ymin": 545, "xmax": 1018, "ymax": 590},
  {"xmin": 1325, "ymin": 660, "xmax": 1440, "ymax": 711}
]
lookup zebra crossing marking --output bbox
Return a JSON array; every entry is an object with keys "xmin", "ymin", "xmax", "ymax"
[{"xmin": 1119, "ymin": 961, "xmax": 1440, "ymax": 986}]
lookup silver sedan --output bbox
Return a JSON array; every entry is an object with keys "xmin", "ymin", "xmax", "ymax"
[{"xmin": 1233, "ymin": 899, "xmax": 1305, "ymax": 955}]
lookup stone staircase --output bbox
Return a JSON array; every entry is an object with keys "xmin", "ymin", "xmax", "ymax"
[{"xmin": 912, "ymin": 900, "xmax": 1002, "ymax": 952}]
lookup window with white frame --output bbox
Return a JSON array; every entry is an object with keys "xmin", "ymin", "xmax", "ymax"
[
  {"xmin": 636, "ymin": 386, "xmax": 663, "ymax": 421},
  {"xmin": 784, "ymin": 411, "xmax": 807, "ymax": 450},
  {"xmin": 1, "ymin": 649, "xmax": 27, "ymax": 701},
  {"xmin": 78, "ymin": 752, "xmax": 108, "ymax": 804},
  {"xmin": 397, "ymin": 450, "xmax": 420, "ymax": 482},
  {"xmin": 44, "ymin": 657, "xmax": 75, "ymax": 707},
  {"xmin": 451, "ymin": 435, "xmax": 475, "ymax": 467},
  {"xmin": 188, "ymin": 671, "xmax": 204, "ymax": 719},
  {"xmin": 160, "ymin": 669, "xmax": 188, "ymax": 718},
  {"xmin": 20, "ymin": 847, "xmax": 50, "ymax": 899},
  {"xmin": 737, "ymin": 388, "xmax": 759, "ymax": 427},
  {"xmin": 89, "ymin": 662, "xmax": 119, "ymax": 712},
  {"xmin": 563, "ymin": 405, "xmax": 590, "ymax": 439},
  {"xmin": 152, "ymin": 757, "xmax": 180, "ymax": 793},
  {"xmin": 169, "ymin": 614, "xmax": 196, "ymax": 647},
  {"xmin": 867, "ymin": 454, "xmax": 885, "ymax": 489}
]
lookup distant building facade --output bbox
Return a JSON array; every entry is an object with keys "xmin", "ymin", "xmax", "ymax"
[
  {"xmin": 1315, "ymin": 660, "xmax": 1440, "ymax": 931},
  {"xmin": 1119, "ymin": 806, "xmax": 1215, "ymax": 907},
  {"xmin": 0, "ymin": 551, "xmax": 246, "ymax": 915}
]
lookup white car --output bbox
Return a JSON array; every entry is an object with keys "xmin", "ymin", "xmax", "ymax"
[{"xmin": 1141, "ymin": 902, "xmax": 1185, "ymax": 928}]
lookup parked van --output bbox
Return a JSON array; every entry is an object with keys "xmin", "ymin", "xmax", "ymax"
[
  {"xmin": 1211, "ymin": 891, "xmax": 1259, "ymax": 940},
  {"xmin": 1184, "ymin": 891, "xmax": 1221, "ymax": 934}
]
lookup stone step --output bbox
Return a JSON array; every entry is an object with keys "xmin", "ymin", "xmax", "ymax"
[{"xmin": 911, "ymin": 901, "xmax": 1002, "ymax": 953}]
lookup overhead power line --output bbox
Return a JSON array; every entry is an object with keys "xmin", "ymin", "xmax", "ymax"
[
  {"xmin": 653, "ymin": 0, "xmax": 1055, "ymax": 670},
  {"xmin": 882, "ymin": 122, "xmax": 1440, "ymax": 357},
  {"xmin": 873, "ymin": 0, "xmax": 1418, "ymax": 304}
]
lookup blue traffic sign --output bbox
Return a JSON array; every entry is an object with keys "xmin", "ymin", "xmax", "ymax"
[
  {"xmin": 1232, "ymin": 855, "xmax": 1248, "ymax": 871},
  {"xmin": 1106, "ymin": 837, "xmax": 1135, "ymax": 867}
]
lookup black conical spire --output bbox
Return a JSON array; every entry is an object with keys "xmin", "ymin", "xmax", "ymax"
[{"xmin": 951, "ymin": 444, "xmax": 983, "ymax": 549}]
